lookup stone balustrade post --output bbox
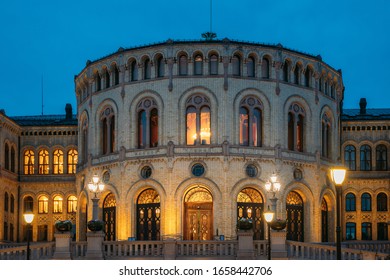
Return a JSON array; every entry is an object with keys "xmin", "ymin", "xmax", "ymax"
[
  {"xmin": 163, "ymin": 239, "xmax": 177, "ymax": 260},
  {"xmin": 236, "ymin": 230, "xmax": 255, "ymax": 260},
  {"xmin": 53, "ymin": 232, "xmax": 72, "ymax": 260},
  {"xmin": 86, "ymin": 231, "xmax": 105, "ymax": 260},
  {"xmin": 270, "ymin": 230, "xmax": 288, "ymax": 259}
]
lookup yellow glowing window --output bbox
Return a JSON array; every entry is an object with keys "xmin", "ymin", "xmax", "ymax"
[
  {"xmin": 39, "ymin": 149, "xmax": 49, "ymax": 174},
  {"xmin": 53, "ymin": 149, "xmax": 64, "ymax": 174},
  {"xmin": 53, "ymin": 195, "xmax": 63, "ymax": 213},
  {"xmin": 67, "ymin": 196, "xmax": 77, "ymax": 213},
  {"xmin": 24, "ymin": 150, "xmax": 35, "ymax": 175},
  {"xmin": 67, "ymin": 149, "xmax": 78, "ymax": 174},
  {"xmin": 38, "ymin": 196, "xmax": 49, "ymax": 214}
]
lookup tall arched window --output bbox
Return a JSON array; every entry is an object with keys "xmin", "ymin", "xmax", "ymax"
[
  {"xmin": 247, "ymin": 56, "xmax": 255, "ymax": 77},
  {"xmin": 377, "ymin": 193, "xmax": 387, "ymax": 211},
  {"xmin": 345, "ymin": 193, "xmax": 356, "ymax": 211},
  {"xmin": 144, "ymin": 58, "xmax": 151, "ymax": 79},
  {"xmin": 95, "ymin": 72, "xmax": 101, "ymax": 91},
  {"xmin": 376, "ymin": 144, "xmax": 387, "ymax": 171},
  {"xmin": 53, "ymin": 149, "xmax": 64, "ymax": 174},
  {"xmin": 67, "ymin": 195, "xmax": 77, "ymax": 213},
  {"xmin": 24, "ymin": 196, "xmax": 33, "ymax": 212},
  {"xmin": 232, "ymin": 54, "xmax": 241, "ymax": 76},
  {"xmin": 38, "ymin": 195, "xmax": 49, "ymax": 214},
  {"xmin": 179, "ymin": 55, "xmax": 188, "ymax": 75},
  {"xmin": 344, "ymin": 145, "xmax": 356, "ymax": 170},
  {"xmin": 360, "ymin": 145, "xmax": 372, "ymax": 171},
  {"xmin": 346, "ymin": 222, "xmax": 356, "ymax": 240},
  {"xmin": 24, "ymin": 150, "xmax": 35, "ymax": 175},
  {"xmin": 4, "ymin": 192, "xmax": 9, "ymax": 212},
  {"xmin": 305, "ymin": 66, "xmax": 312, "ymax": 87},
  {"xmin": 4, "ymin": 143, "xmax": 9, "ymax": 170},
  {"xmin": 261, "ymin": 57, "xmax": 270, "ymax": 79},
  {"xmin": 361, "ymin": 193, "xmax": 371, "ymax": 211},
  {"xmin": 53, "ymin": 195, "xmax": 63, "ymax": 213},
  {"xmin": 186, "ymin": 95, "xmax": 211, "ymax": 145},
  {"xmin": 321, "ymin": 113, "xmax": 332, "ymax": 158},
  {"xmin": 156, "ymin": 56, "xmax": 164, "ymax": 78},
  {"xmin": 129, "ymin": 60, "xmax": 138, "ymax": 81},
  {"xmin": 361, "ymin": 222, "xmax": 372, "ymax": 240},
  {"xmin": 38, "ymin": 149, "xmax": 49, "ymax": 174},
  {"xmin": 294, "ymin": 64, "xmax": 301, "ymax": 85},
  {"xmin": 194, "ymin": 54, "xmax": 203, "ymax": 75},
  {"xmin": 104, "ymin": 68, "xmax": 110, "ymax": 88},
  {"xmin": 137, "ymin": 98, "xmax": 159, "ymax": 148},
  {"xmin": 100, "ymin": 107, "xmax": 115, "ymax": 155},
  {"xmin": 283, "ymin": 61, "xmax": 290, "ymax": 82},
  {"xmin": 67, "ymin": 149, "xmax": 78, "ymax": 174},
  {"xmin": 239, "ymin": 96, "xmax": 262, "ymax": 147},
  {"xmin": 137, "ymin": 189, "xmax": 160, "ymax": 240},
  {"xmin": 10, "ymin": 194, "xmax": 14, "ymax": 213},
  {"xmin": 209, "ymin": 54, "xmax": 218, "ymax": 75},
  {"xmin": 319, "ymin": 76, "xmax": 323, "ymax": 92},
  {"xmin": 81, "ymin": 118, "xmax": 88, "ymax": 164},
  {"xmin": 112, "ymin": 64, "xmax": 119, "ymax": 85},
  {"xmin": 288, "ymin": 103, "xmax": 305, "ymax": 152},
  {"xmin": 286, "ymin": 191, "xmax": 304, "ymax": 242},
  {"xmin": 10, "ymin": 146, "xmax": 15, "ymax": 173}
]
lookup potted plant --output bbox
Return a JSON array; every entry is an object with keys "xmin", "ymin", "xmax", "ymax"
[
  {"xmin": 270, "ymin": 219, "xmax": 287, "ymax": 231},
  {"xmin": 87, "ymin": 219, "xmax": 104, "ymax": 232},
  {"xmin": 237, "ymin": 217, "xmax": 253, "ymax": 230},
  {"xmin": 55, "ymin": 220, "xmax": 73, "ymax": 232}
]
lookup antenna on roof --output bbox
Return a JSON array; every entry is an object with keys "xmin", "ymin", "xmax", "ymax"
[
  {"xmin": 41, "ymin": 74, "xmax": 44, "ymax": 115},
  {"xmin": 202, "ymin": 0, "xmax": 217, "ymax": 41}
]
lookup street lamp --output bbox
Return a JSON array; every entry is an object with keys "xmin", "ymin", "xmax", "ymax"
[
  {"xmin": 263, "ymin": 206, "xmax": 274, "ymax": 260},
  {"xmin": 87, "ymin": 174, "xmax": 105, "ymax": 220},
  {"xmin": 23, "ymin": 211, "xmax": 34, "ymax": 260},
  {"xmin": 330, "ymin": 166, "xmax": 347, "ymax": 260},
  {"xmin": 265, "ymin": 172, "xmax": 281, "ymax": 213}
]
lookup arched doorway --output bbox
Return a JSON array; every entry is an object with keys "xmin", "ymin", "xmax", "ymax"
[
  {"xmin": 237, "ymin": 188, "xmax": 264, "ymax": 240},
  {"xmin": 321, "ymin": 198, "xmax": 328, "ymax": 242},
  {"xmin": 103, "ymin": 193, "xmax": 116, "ymax": 241},
  {"xmin": 286, "ymin": 191, "xmax": 304, "ymax": 241},
  {"xmin": 184, "ymin": 186, "xmax": 213, "ymax": 240},
  {"xmin": 136, "ymin": 189, "xmax": 161, "ymax": 240}
]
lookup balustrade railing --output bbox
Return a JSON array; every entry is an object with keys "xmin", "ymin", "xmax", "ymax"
[
  {"xmin": 253, "ymin": 240, "xmax": 268, "ymax": 258},
  {"xmin": 103, "ymin": 241, "xmax": 164, "ymax": 259},
  {"xmin": 176, "ymin": 240, "xmax": 237, "ymax": 259},
  {"xmin": 70, "ymin": 241, "xmax": 88, "ymax": 259},
  {"xmin": 0, "ymin": 242, "xmax": 55, "ymax": 260},
  {"xmin": 343, "ymin": 241, "xmax": 390, "ymax": 254}
]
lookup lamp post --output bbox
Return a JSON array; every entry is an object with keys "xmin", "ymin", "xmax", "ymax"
[
  {"xmin": 87, "ymin": 174, "xmax": 105, "ymax": 220},
  {"xmin": 23, "ymin": 211, "xmax": 34, "ymax": 260},
  {"xmin": 330, "ymin": 167, "xmax": 347, "ymax": 260},
  {"xmin": 264, "ymin": 206, "xmax": 274, "ymax": 260},
  {"xmin": 265, "ymin": 172, "xmax": 281, "ymax": 214}
]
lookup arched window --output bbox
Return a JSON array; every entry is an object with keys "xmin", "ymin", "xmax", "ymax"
[
  {"xmin": 361, "ymin": 222, "xmax": 372, "ymax": 240},
  {"xmin": 186, "ymin": 95, "xmax": 211, "ymax": 145},
  {"xmin": 247, "ymin": 56, "xmax": 255, "ymax": 77},
  {"xmin": 24, "ymin": 196, "xmax": 33, "ymax": 212},
  {"xmin": 361, "ymin": 193, "xmax": 371, "ymax": 211},
  {"xmin": 137, "ymin": 98, "xmax": 159, "ymax": 148},
  {"xmin": 38, "ymin": 149, "xmax": 49, "ymax": 174},
  {"xmin": 376, "ymin": 144, "xmax": 387, "ymax": 171},
  {"xmin": 95, "ymin": 72, "xmax": 101, "ymax": 91},
  {"xmin": 100, "ymin": 107, "xmax": 115, "ymax": 154},
  {"xmin": 67, "ymin": 195, "xmax": 77, "ymax": 213},
  {"xmin": 232, "ymin": 54, "xmax": 241, "ymax": 76},
  {"xmin": 330, "ymin": 84, "xmax": 335, "ymax": 98},
  {"xmin": 156, "ymin": 56, "xmax": 164, "ymax": 78},
  {"xmin": 345, "ymin": 193, "xmax": 356, "ymax": 211},
  {"xmin": 129, "ymin": 60, "xmax": 138, "ymax": 81},
  {"xmin": 179, "ymin": 55, "xmax": 188, "ymax": 75},
  {"xmin": 360, "ymin": 145, "xmax": 372, "ymax": 171},
  {"xmin": 344, "ymin": 145, "xmax": 356, "ymax": 170},
  {"xmin": 209, "ymin": 54, "xmax": 218, "ymax": 75},
  {"xmin": 305, "ymin": 67, "xmax": 312, "ymax": 87},
  {"xmin": 137, "ymin": 189, "xmax": 161, "ymax": 240},
  {"xmin": 319, "ymin": 76, "xmax": 323, "ymax": 92},
  {"xmin": 144, "ymin": 58, "xmax": 151, "ymax": 79},
  {"xmin": 294, "ymin": 64, "xmax": 301, "ymax": 85},
  {"xmin": 4, "ymin": 192, "xmax": 9, "ymax": 212},
  {"xmin": 104, "ymin": 68, "xmax": 110, "ymax": 88},
  {"xmin": 288, "ymin": 103, "xmax": 305, "ymax": 152},
  {"xmin": 53, "ymin": 149, "xmax": 64, "ymax": 174},
  {"xmin": 261, "ymin": 57, "xmax": 270, "ymax": 79},
  {"xmin": 10, "ymin": 194, "xmax": 14, "ymax": 213},
  {"xmin": 10, "ymin": 146, "xmax": 15, "ymax": 173},
  {"xmin": 38, "ymin": 196, "xmax": 49, "ymax": 214},
  {"xmin": 4, "ymin": 143, "xmax": 9, "ymax": 170},
  {"xmin": 67, "ymin": 149, "xmax": 78, "ymax": 174},
  {"xmin": 194, "ymin": 54, "xmax": 203, "ymax": 75},
  {"xmin": 239, "ymin": 96, "xmax": 263, "ymax": 147},
  {"xmin": 286, "ymin": 191, "xmax": 304, "ymax": 242},
  {"xmin": 53, "ymin": 195, "xmax": 63, "ymax": 213},
  {"xmin": 346, "ymin": 222, "xmax": 356, "ymax": 240},
  {"xmin": 112, "ymin": 64, "xmax": 119, "ymax": 85},
  {"xmin": 377, "ymin": 193, "xmax": 388, "ymax": 211},
  {"xmin": 24, "ymin": 150, "xmax": 35, "ymax": 175},
  {"xmin": 321, "ymin": 113, "xmax": 332, "ymax": 158},
  {"xmin": 283, "ymin": 61, "xmax": 290, "ymax": 82}
]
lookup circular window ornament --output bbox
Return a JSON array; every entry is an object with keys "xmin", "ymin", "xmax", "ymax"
[
  {"xmin": 191, "ymin": 163, "xmax": 205, "ymax": 177},
  {"xmin": 141, "ymin": 166, "xmax": 152, "ymax": 179},
  {"xmin": 293, "ymin": 168, "xmax": 303, "ymax": 181},
  {"xmin": 246, "ymin": 164, "xmax": 258, "ymax": 178}
]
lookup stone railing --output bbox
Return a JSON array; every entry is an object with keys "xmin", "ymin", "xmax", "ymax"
[
  {"xmin": 287, "ymin": 241, "xmax": 390, "ymax": 260},
  {"xmin": 103, "ymin": 241, "xmax": 164, "ymax": 259},
  {"xmin": 253, "ymin": 240, "xmax": 268, "ymax": 258},
  {"xmin": 176, "ymin": 240, "xmax": 237, "ymax": 259},
  {"xmin": 0, "ymin": 242, "xmax": 55, "ymax": 260},
  {"xmin": 343, "ymin": 241, "xmax": 390, "ymax": 254},
  {"xmin": 70, "ymin": 241, "xmax": 88, "ymax": 259}
]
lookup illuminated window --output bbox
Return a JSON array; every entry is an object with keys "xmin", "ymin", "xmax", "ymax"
[
  {"xmin": 38, "ymin": 149, "xmax": 49, "ymax": 174},
  {"xmin": 67, "ymin": 149, "xmax": 78, "ymax": 174},
  {"xmin": 53, "ymin": 195, "xmax": 63, "ymax": 213},
  {"xmin": 101, "ymin": 107, "xmax": 115, "ymax": 154},
  {"xmin": 344, "ymin": 145, "xmax": 356, "ymax": 170},
  {"xmin": 67, "ymin": 196, "xmax": 77, "ymax": 213},
  {"xmin": 53, "ymin": 149, "xmax": 64, "ymax": 174},
  {"xmin": 137, "ymin": 98, "xmax": 159, "ymax": 149},
  {"xmin": 24, "ymin": 150, "xmax": 35, "ymax": 175},
  {"xmin": 186, "ymin": 95, "xmax": 211, "ymax": 145},
  {"xmin": 239, "ymin": 96, "xmax": 262, "ymax": 147},
  {"xmin": 288, "ymin": 103, "xmax": 305, "ymax": 152},
  {"xmin": 194, "ymin": 54, "xmax": 203, "ymax": 75},
  {"xmin": 360, "ymin": 145, "xmax": 371, "ymax": 171},
  {"xmin": 38, "ymin": 196, "xmax": 49, "ymax": 214}
]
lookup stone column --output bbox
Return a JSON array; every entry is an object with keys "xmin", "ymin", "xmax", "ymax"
[
  {"xmin": 236, "ymin": 230, "xmax": 255, "ymax": 260},
  {"xmin": 53, "ymin": 232, "xmax": 72, "ymax": 260},
  {"xmin": 270, "ymin": 230, "xmax": 288, "ymax": 259},
  {"xmin": 85, "ymin": 231, "xmax": 105, "ymax": 260}
]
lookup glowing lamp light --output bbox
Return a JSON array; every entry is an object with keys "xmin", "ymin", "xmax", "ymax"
[
  {"xmin": 98, "ymin": 183, "xmax": 105, "ymax": 192},
  {"xmin": 92, "ymin": 174, "xmax": 99, "ymax": 184},
  {"xmin": 265, "ymin": 181, "xmax": 272, "ymax": 191},
  {"xmin": 273, "ymin": 182, "xmax": 281, "ymax": 192},
  {"xmin": 263, "ymin": 206, "xmax": 274, "ymax": 223},
  {"xmin": 270, "ymin": 172, "xmax": 277, "ymax": 183},
  {"xmin": 23, "ymin": 212, "xmax": 35, "ymax": 224},
  {"xmin": 330, "ymin": 167, "xmax": 347, "ymax": 186}
]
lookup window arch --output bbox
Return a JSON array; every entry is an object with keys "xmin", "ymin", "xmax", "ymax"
[
  {"xmin": 283, "ymin": 60, "xmax": 290, "ymax": 82},
  {"xmin": 24, "ymin": 150, "xmax": 35, "ymax": 175},
  {"xmin": 4, "ymin": 192, "xmax": 9, "ymax": 212},
  {"xmin": 156, "ymin": 55, "xmax": 165, "ymax": 78},
  {"xmin": 321, "ymin": 113, "xmax": 332, "ymax": 158},
  {"xmin": 143, "ymin": 58, "xmax": 151, "ymax": 79},
  {"xmin": 111, "ymin": 64, "xmax": 119, "ymax": 85},
  {"xmin": 232, "ymin": 54, "xmax": 241, "ymax": 76},
  {"xmin": 67, "ymin": 149, "xmax": 78, "ymax": 174},
  {"xmin": 345, "ymin": 193, "xmax": 356, "ymax": 211},
  {"xmin": 247, "ymin": 56, "xmax": 255, "ymax": 77},
  {"xmin": 81, "ymin": 118, "xmax": 88, "ymax": 164},
  {"xmin": 128, "ymin": 59, "xmax": 138, "ymax": 81},
  {"xmin": 361, "ymin": 222, "xmax": 372, "ymax": 240},
  {"xmin": 186, "ymin": 95, "xmax": 211, "ymax": 145},
  {"xmin": 346, "ymin": 222, "xmax": 356, "ymax": 240},
  {"xmin": 209, "ymin": 53, "xmax": 218, "ymax": 75},
  {"xmin": 67, "ymin": 195, "xmax": 77, "ymax": 213},
  {"xmin": 261, "ymin": 57, "xmax": 270, "ymax": 79},
  {"xmin": 286, "ymin": 191, "xmax": 304, "ymax": 242},
  {"xmin": 137, "ymin": 189, "xmax": 161, "ymax": 240},
  {"xmin": 95, "ymin": 71, "xmax": 101, "ymax": 91},
  {"xmin": 304, "ymin": 66, "xmax": 312, "ymax": 87},
  {"xmin": 104, "ymin": 68, "xmax": 110, "ymax": 88},
  {"xmin": 100, "ymin": 107, "xmax": 115, "ymax": 154},
  {"xmin": 344, "ymin": 145, "xmax": 356, "ymax": 170},
  {"xmin": 38, "ymin": 195, "xmax": 49, "ymax": 214},
  {"xmin": 360, "ymin": 145, "xmax": 372, "ymax": 171},
  {"xmin": 38, "ymin": 149, "xmax": 49, "ymax": 174},
  {"xmin": 294, "ymin": 63, "xmax": 301, "ymax": 85},
  {"xmin": 361, "ymin": 193, "xmax": 371, "ymax": 211},
  {"xmin": 377, "ymin": 193, "xmax": 388, "ymax": 211},
  {"xmin": 10, "ymin": 194, "xmax": 14, "ymax": 213},
  {"xmin": 239, "ymin": 96, "xmax": 263, "ymax": 147},
  {"xmin": 24, "ymin": 196, "xmax": 33, "ymax": 212},
  {"xmin": 194, "ymin": 54, "xmax": 203, "ymax": 75},
  {"xmin": 10, "ymin": 146, "xmax": 15, "ymax": 173},
  {"xmin": 53, "ymin": 149, "xmax": 64, "ymax": 174},
  {"xmin": 288, "ymin": 103, "xmax": 305, "ymax": 152},
  {"xmin": 4, "ymin": 143, "xmax": 9, "ymax": 170},
  {"xmin": 137, "ymin": 98, "xmax": 159, "ymax": 148},
  {"xmin": 53, "ymin": 195, "xmax": 63, "ymax": 213},
  {"xmin": 178, "ymin": 54, "xmax": 188, "ymax": 75},
  {"xmin": 376, "ymin": 144, "xmax": 387, "ymax": 171}
]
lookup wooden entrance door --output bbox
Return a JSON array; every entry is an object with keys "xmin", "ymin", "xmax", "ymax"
[{"xmin": 184, "ymin": 202, "xmax": 213, "ymax": 240}]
